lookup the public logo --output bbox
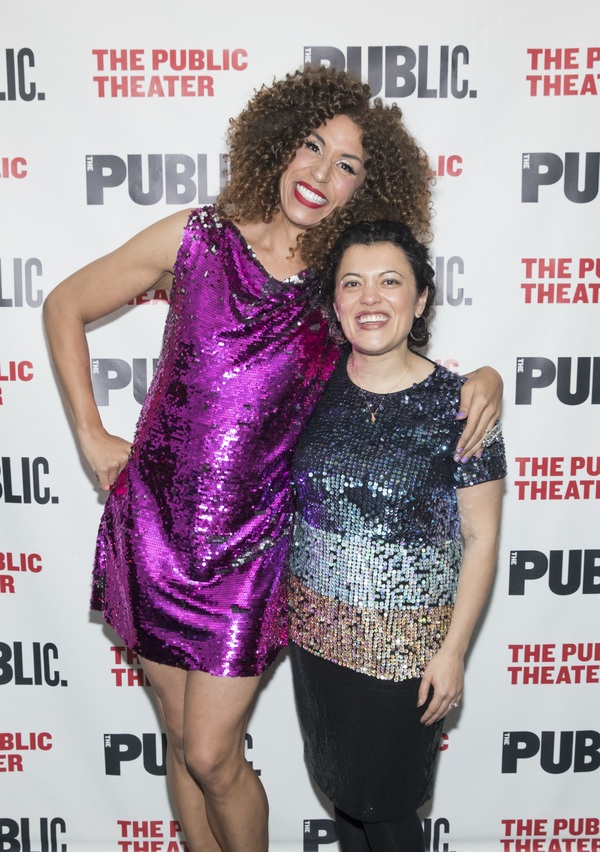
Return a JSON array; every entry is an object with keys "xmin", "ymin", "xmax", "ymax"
[
  {"xmin": 0, "ymin": 48, "xmax": 45, "ymax": 101},
  {"xmin": 104, "ymin": 733, "xmax": 167, "ymax": 776},
  {"xmin": 0, "ymin": 457, "xmax": 59, "ymax": 504},
  {"xmin": 0, "ymin": 641, "xmax": 68, "ymax": 686},
  {"xmin": 86, "ymin": 154, "xmax": 228, "ymax": 205},
  {"xmin": 520, "ymin": 257, "xmax": 600, "ymax": 304},
  {"xmin": 514, "ymin": 455, "xmax": 600, "ymax": 500},
  {"xmin": 433, "ymin": 256, "xmax": 471, "ymax": 307},
  {"xmin": 0, "ymin": 819, "xmax": 66, "ymax": 852},
  {"xmin": 303, "ymin": 45, "xmax": 476, "ymax": 98},
  {"xmin": 0, "ymin": 258, "xmax": 43, "ymax": 308},
  {"xmin": 0, "ymin": 360, "xmax": 34, "ymax": 408},
  {"xmin": 110, "ymin": 646, "xmax": 152, "ymax": 688},
  {"xmin": 104, "ymin": 732, "xmax": 260, "ymax": 777},
  {"xmin": 0, "ymin": 732, "xmax": 52, "ymax": 773},
  {"xmin": 91, "ymin": 48, "xmax": 248, "ymax": 98},
  {"xmin": 526, "ymin": 46, "xmax": 600, "ymax": 96},
  {"xmin": 116, "ymin": 820, "xmax": 187, "ymax": 852},
  {"xmin": 0, "ymin": 551, "xmax": 43, "ymax": 595},
  {"xmin": 502, "ymin": 730, "xmax": 600, "ymax": 774},
  {"xmin": 509, "ymin": 549, "xmax": 600, "ymax": 595},
  {"xmin": 91, "ymin": 358, "xmax": 159, "ymax": 406},
  {"xmin": 522, "ymin": 153, "xmax": 599, "ymax": 203},
  {"xmin": 515, "ymin": 357, "xmax": 600, "ymax": 405},
  {"xmin": 0, "ymin": 157, "xmax": 27, "ymax": 178},
  {"xmin": 507, "ymin": 642, "xmax": 600, "ymax": 685},
  {"xmin": 302, "ymin": 817, "xmax": 453, "ymax": 850},
  {"xmin": 502, "ymin": 817, "xmax": 600, "ymax": 852}
]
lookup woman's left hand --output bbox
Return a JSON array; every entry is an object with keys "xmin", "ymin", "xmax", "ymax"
[
  {"xmin": 455, "ymin": 366, "xmax": 503, "ymax": 462},
  {"xmin": 417, "ymin": 649, "xmax": 464, "ymax": 726}
]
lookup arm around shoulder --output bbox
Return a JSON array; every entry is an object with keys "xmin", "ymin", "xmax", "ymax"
[{"xmin": 455, "ymin": 366, "xmax": 504, "ymax": 461}]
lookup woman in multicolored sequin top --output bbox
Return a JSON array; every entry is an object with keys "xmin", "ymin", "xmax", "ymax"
[
  {"xmin": 288, "ymin": 220, "xmax": 506, "ymax": 851},
  {"xmin": 44, "ymin": 66, "xmax": 502, "ymax": 852}
]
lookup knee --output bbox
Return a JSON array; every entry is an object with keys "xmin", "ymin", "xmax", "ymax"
[{"xmin": 184, "ymin": 737, "xmax": 242, "ymax": 796}]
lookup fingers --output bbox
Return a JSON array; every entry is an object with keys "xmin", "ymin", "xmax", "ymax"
[
  {"xmin": 419, "ymin": 651, "xmax": 465, "ymax": 724},
  {"xmin": 95, "ymin": 471, "xmax": 111, "ymax": 492},
  {"xmin": 455, "ymin": 366, "xmax": 503, "ymax": 461},
  {"xmin": 454, "ymin": 417, "xmax": 487, "ymax": 461},
  {"xmin": 91, "ymin": 440, "xmax": 132, "ymax": 491},
  {"xmin": 420, "ymin": 692, "xmax": 462, "ymax": 727},
  {"xmin": 95, "ymin": 460, "xmax": 125, "ymax": 491},
  {"xmin": 454, "ymin": 408, "xmax": 500, "ymax": 462},
  {"xmin": 417, "ymin": 675, "xmax": 432, "ymax": 709}
]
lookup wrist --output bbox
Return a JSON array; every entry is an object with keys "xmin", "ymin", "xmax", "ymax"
[
  {"xmin": 76, "ymin": 419, "xmax": 106, "ymax": 441},
  {"xmin": 439, "ymin": 636, "xmax": 469, "ymax": 657}
]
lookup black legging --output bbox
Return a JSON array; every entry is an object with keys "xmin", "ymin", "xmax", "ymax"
[{"xmin": 334, "ymin": 807, "xmax": 425, "ymax": 852}]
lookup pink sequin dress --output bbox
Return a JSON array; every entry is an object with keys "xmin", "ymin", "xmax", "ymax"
[{"xmin": 91, "ymin": 207, "xmax": 337, "ymax": 675}]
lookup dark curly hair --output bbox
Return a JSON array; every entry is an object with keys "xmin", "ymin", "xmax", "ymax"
[
  {"xmin": 320, "ymin": 219, "xmax": 436, "ymax": 349},
  {"xmin": 215, "ymin": 65, "xmax": 432, "ymax": 269}
]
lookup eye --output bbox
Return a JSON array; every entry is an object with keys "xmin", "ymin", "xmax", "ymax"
[
  {"xmin": 382, "ymin": 277, "xmax": 401, "ymax": 286},
  {"xmin": 304, "ymin": 139, "xmax": 320, "ymax": 153},
  {"xmin": 338, "ymin": 161, "xmax": 358, "ymax": 176},
  {"xmin": 340, "ymin": 279, "xmax": 360, "ymax": 289}
]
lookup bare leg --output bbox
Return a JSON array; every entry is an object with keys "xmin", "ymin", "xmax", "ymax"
[
  {"xmin": 140, "ymin": 658, "xmax": 222, "ymax": 852},
  {"xmin": 183, "ymin": 670, "xmax": 268, "ymax": 852},
  {"xmin": 141, "ymin": 658, "xmax": 267, "ymax": 852}
]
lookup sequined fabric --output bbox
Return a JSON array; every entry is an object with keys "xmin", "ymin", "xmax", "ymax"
[
  {"xmin": 91, "ymin": 207, "xmax": 337, "ymax": 675},
  {"xmin": 288, "ymin": 353, "xmax": 507, "ymax": 681}
]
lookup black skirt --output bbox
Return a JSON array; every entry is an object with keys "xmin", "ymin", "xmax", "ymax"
[{"xmin": 290, "ymin": 643, "xmax": 444, "ymax": 822}]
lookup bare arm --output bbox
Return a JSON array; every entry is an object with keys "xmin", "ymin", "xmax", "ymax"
[
  {"xmin": 455, "ymin": 366, "xmax": 503, "ymax": 462},
  {"xmin": 418, "ymin": 478, "xmax": 504, "ymax": 725},
  {"xmin": 43, "ymin": 209, "xmax": 191, "ymax": 490}
]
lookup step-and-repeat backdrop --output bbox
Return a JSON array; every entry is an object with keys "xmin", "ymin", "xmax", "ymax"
[{"xmin": 2, "ymin": 1, "xmax": 598, "ymax": 850}]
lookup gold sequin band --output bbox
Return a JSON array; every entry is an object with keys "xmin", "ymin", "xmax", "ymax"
[{"xmin": 288, "ymin": 575, "xmax": 453, "ymax": 682}]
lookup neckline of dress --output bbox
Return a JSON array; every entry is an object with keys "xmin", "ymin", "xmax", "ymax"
[
  {"xmin": 342, "ymin": 353, "xmax": 439, "ymax": 398},
  {"xmin": 226, "ymin": 218, "xmax": 311, "ymax": 285}
]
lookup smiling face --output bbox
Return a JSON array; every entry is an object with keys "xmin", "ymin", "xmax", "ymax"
[
  {"xmin": 278, "ymin": 114, "xmax": 366, "ymax": 231},
  {"xmin": 333, "ymin": 242, "xmax": 429, "ymax": 358}
]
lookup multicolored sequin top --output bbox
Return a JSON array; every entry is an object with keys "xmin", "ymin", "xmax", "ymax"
[
  {"xmin": 91, "ymin": 207, "xmax": 337, "ymax": 676},
  {"xmin": 288, "ymin": 355, "xmax": 506, "ymax": 682}
]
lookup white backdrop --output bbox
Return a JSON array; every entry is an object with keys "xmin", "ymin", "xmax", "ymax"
[{"xmin": 1, "ymin": 2, "xmax": 599, "ymax": 850}]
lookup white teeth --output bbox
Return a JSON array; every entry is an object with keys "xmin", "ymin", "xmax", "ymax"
[
  {"xmin": 296, "ymin": 183, "xmax": 326, "ymax": 205},
  {"xmin": 358, "ymin": 314, "xmax": 387, "ymax": 323}
]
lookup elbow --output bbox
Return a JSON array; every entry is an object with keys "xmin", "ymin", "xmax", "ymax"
[
  {"xmin": 43, "ymin": 285, "xmax": 82, "ymax": 333},
  {"xmin": 42, "ymin": 288, "xmax": 58, "ymax": 332}
]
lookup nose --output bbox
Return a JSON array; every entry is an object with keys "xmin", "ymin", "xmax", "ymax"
[
  {"xmin": 311, "ymin": 157, "xmax": 332, "ymax": 183},
  {"xmin": 360, "ymin": 281, "xmax": 381, "ymax": 304}
]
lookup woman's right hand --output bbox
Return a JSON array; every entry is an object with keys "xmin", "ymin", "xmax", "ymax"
[{"xmin": 78, "ymin": 428, "xmax": 132, "ymax": 491}]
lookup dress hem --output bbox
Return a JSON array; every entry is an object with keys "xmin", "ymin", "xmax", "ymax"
[{"xmin": 92, "ymin": 606, "xmax": 285, "ymax": 677}]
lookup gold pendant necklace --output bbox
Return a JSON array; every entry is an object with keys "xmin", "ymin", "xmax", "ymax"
[
  {"xmin": 350, "ymin": 356, "xmax": 412, "ymax": 424},
  {"xmin": 361, "ymin": 392, "xmax": 384, "ymax": 424}
]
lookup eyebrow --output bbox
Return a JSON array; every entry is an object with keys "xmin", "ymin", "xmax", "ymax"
[
  {"xmin": 340, "ymin": 269, "xmax": 404, "ymax": 278},
  {"xmin": 311, "ymin": 131, "xmax": 365, "ymax": 165}
]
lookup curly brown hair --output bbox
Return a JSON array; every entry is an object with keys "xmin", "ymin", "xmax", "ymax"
[{"xmin": 215, "ymin": 65, "xmax": 432, "ymax": 269}]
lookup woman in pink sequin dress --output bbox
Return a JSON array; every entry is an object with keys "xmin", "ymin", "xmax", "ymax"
[{"xmin": 44, "ymin": 66, "xmax": 502, "ymax": 852}]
